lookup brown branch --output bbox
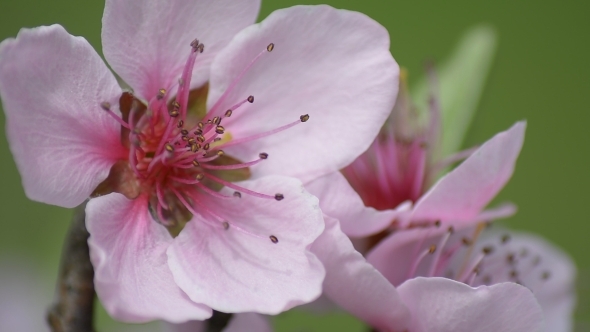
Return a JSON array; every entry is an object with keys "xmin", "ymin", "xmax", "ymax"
[{"xmin": 47, "ymin": 202, "xmax": 95, "ymax": 332}]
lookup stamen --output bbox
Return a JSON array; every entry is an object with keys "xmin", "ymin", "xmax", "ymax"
[
  {"xmin": 428, "ymin": 227, "xmax": 453, "ymax": 277},
  {"xmin": 204, "ymin": 173, "xmax": 277, "ymax": 200},
  {"xmin": 269, "ymin": 235, "xmax": 279, "ymax": 243},
  {"xmin": 100, "ymin": 102, "xmax": 130, "ymax": 129},
  {"xmin": 208, "ymin": 45, "xmax": 274, "ymax": 116},
  {"xmin": 199, "ymin": 156, "xmax": 265, "ymax": 170},
  {"xmin": 407, "ymin": 245, "xmax": 436, "ymax": 279},
  {"xmin": 220, "ymin": 116, "xmax": 308, "ymax": 148}
]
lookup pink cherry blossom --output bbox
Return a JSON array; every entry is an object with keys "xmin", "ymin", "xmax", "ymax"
[
  {"xmin": 304, "ymin": 100, "xmax": 544, "ymax": 330},
  {"xmin": 0, "ymin": 0, "xmax": 398, "ymax": 323}
]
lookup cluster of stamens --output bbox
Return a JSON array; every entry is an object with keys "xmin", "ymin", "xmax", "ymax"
[
  {"xmin": 101, "ymin": 39, "xmax": 310, "ymax": 243},
  {"xmin": 406, "ymin": 225, "xmax": 552, "ymax": 292}
]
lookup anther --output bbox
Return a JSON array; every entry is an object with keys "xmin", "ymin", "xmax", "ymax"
[
  {"xmin": 194, "ymin": 129, "xmax": 203, "ymax": 135},
  {"xmin": 428, "ymin": 245, "xmax": 437, "ymax": 254},
  {"xmin": 216, "ymin": 150, "xmax": 224, "ymax": 156},
  {"xmin": 157, "ymin": 89, "xmax": 166, "ymax": 100},
  {"xmin": 269, "ymin": 235, "xmax": 279, "ymax": 243},
  {"xmin": 434, "ymin": 220, "xmax": 441, "ymax": 228},
  {"xmin": 259, "ymin": 152, "xmax": 269, "ymax": 159},
  {"xmin": 213, "ymin": 116, "xmax": 221, "ymax": 125},
  {"xmin": 274, "ymin": 193, "xmax": 284, "ymax": 201},
  {"xmin": 197, "ymin": 43, "xmax": 204, "ymax": 53},
  {"xmin": 165, "ymin": 143, "xmax": 174, "ymax": 153},
  {"xmin": 510, "ymin": 270, "xmax": 519, "ymax": 278},
  {"xmin": 482, "ymin": 246, "xmax": 494, "ymax": 255},
  {"xmin": 192, "ymin": 160, "xmax": 200, "ymax": 167},
  {"xmin": 190, "ymin": 144, "xmax": 199, "ymax": 153},
  {"xmin": 198, "ymin": 122, "xmax": 204, "ymax": 129},
  {"xmin": 541, "ymin": 271, "xmax": 551, "ymax": 280},
  {"xmin": 507, "ymin": 253, "xmax": 516, "ymax": 264},
  {"xmin": 267, "ymin": 43, "xmax": 275, "ymax": 52},
  {"xmin": 181, "ymin": 136, "xmax": 189, "ymax": 141},
  {"xmin": 177, "ymin": 120, "xmax": 184, "ymax": 128},
  {"xmin": 233, "ymin": 191, "xmax": 242, "ymax": 198},
  {"xmin": 100, "ymin": 102, "xmax": 111, "ymax": 111},
  {"xmin": 169, "ymin": 109, "xmax": 179, "ymax": 117},
  {"xmin": 196, "ymin": 173, "xmax": 205, "ymax": 181},
  {"xmin": 222, "ymin": 221, "xmax": 230, "ymax": 230},
  {"xmin": 501, "ymin": 234, "xmax": 511, "ymax": 244},
  {"xmin": 462, "ymin": 237, "xmax": 472, "ymax": 246},
  {"xmin": 247, "ymin": 95, "xmax": 254, "ymax": 103},
  {"xmin": 224, "ymin": 110, "xmax": 233, "ymax": 117},
  {"xmin": 203, "ymin": 143, "xmax": 210, "ymax": 150},
  {"xmin": 190, "ymin": 39, "xmax": 199, "ymax": 49},
  {"xmin": 215, "ymin": 126, "xmax": 225, "ymax": 134},
  {"xmin": 300, "ymin": 114, "xmax": 310, "ymax": 122},
  {"xmin": 448, "ymin": 226, "xmax": 455, "ymax": 234},
  {"xmin": 197, "ymin": 135, "xmax": 205, "ymax": 143},
  {"xmin": 181, "ymin": 129, "xmax": 189, "ymax": 136}
]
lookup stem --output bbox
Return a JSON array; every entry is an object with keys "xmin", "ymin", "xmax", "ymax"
[
  {"xmin": 205, "ymin": 311, "xmax": 233, "ymax": 332},
  {"xmin": 47, "ymin": 202, "xmax": 95, "ymax": 332}
]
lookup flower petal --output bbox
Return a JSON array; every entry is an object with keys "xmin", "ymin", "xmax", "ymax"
[
  {"xmin": 311, "ymin": 215, "xmax": 410, "ymax": 331},
  {"xmin": 306, "ymin": 172, "xmax": 399, "ymax": 237},
  {"xmin": 102, "ymin": 0, "xmax": 260, "ymax": 101},
  {"xmin": 397, "ymin": 277, "xmax": 544, "ymax": 332},
  {"xmin": 410, "ymin": 122, "xmax": 526, "ymax": 225},
  {"xmin": 209, "ymin": 5, "xmax": 398, "ymax": 183},
  {"xmin": 167, "ymin": 176, "xmax": 325, "ymax": 314},
  {"xmin": 86, "ymin": 194, "xmax": 211, "ymax": 323},
  {"xmin": 0, "ymin": 25, "xmax": 125, "ymax": 208}
]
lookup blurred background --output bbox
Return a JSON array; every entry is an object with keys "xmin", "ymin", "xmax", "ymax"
[{"xmin": 0, "ymin": 0, "xmax": 588, "ymax": 331}]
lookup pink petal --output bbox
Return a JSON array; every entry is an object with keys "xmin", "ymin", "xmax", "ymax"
[
  {"xmin": 311, "ymin": 216, "xmax": 409, "ymax": 331},
  {"xmin": 86, "ymin": 194, "xmax": 211, "ymax": 323},
  {"xmin": 167, "ymin": 176, "xmax": 325, "ymax": 314},
  {"xmin": 0, "ymin": 25, "xmax": 125, "ymax": 208},
  {"xmin": 306, "ymin": 172, "xmax": 399, "ymax": 237},
  {"xmin": 102, "ymin": 0, "xmax": 260, "ymax": 101},
  {"xmin": 410, "ymin": 122, "xmax": 526, "ymax": 225},
  {"xmin": 208, "ymin": 5, "xmax": 398, "ymax": 183},
  {"xmin": 397, "ymin": 277, "xmax": 544, "ymax": 332}
]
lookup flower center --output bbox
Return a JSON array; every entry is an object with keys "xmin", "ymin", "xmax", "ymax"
[{"xmin": 100, "ymin": 39, "xmax": 309, "ymax": 239}]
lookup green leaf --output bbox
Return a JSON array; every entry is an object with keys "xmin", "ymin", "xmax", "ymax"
[{"xmin": 412, "ymin": 24, "xmax": 498, "ymax": 156}]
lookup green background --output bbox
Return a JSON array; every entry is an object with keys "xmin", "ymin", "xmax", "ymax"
[{"xmin": 0, "ymin": 0, "xmax": 588, "ymax": 331}]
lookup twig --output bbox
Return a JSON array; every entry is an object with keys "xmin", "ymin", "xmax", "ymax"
[{"xmin": 47, "ymin": 202, "xmax": 95, "ymax": 332}]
